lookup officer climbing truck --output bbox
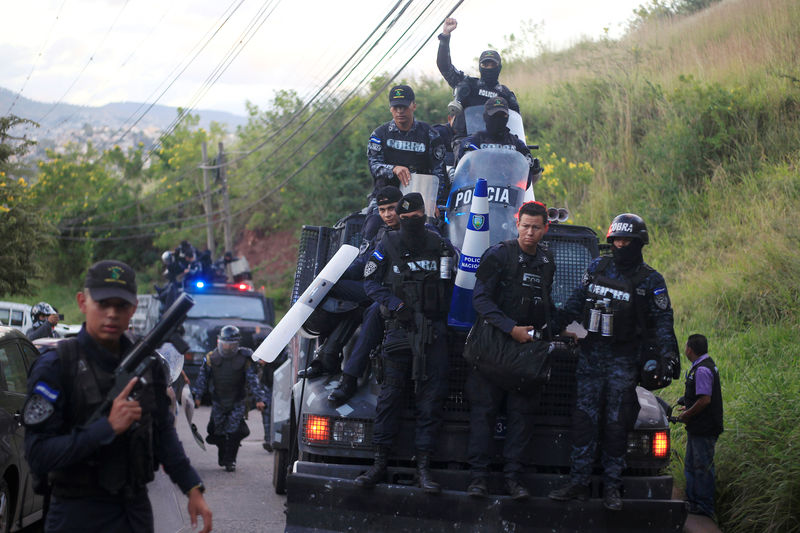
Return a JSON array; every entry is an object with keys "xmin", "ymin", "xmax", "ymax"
[{"xmin": 267, "ymin": 107, "xmax": 687, "ymax": 532}]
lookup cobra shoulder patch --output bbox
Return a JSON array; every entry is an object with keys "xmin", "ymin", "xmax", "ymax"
[
  {"xmin": 364, "ymin": 261, "xmax": 378, "ymax": 278},
  {"xmin": 653, "ymin": 287, "xmax": 670, "ymax": 310},
  {"xmin": 23, "ymin": 381, "xmax": 59, "ymax": 426}
]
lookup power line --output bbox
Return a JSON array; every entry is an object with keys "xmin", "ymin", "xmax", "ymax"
[
  {"xmin": 6, "ymin": 0, "xmax": 67, "ymax": 116},
  {"xmin": 37, "ymin": 0, "xmax": 131, "ymax": 124},
  {"xmin": 57, "ymin": 0, "xmax": 465, "ymax": 242}
]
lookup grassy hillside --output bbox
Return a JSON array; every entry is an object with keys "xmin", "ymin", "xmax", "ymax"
[{"xmin": 509, "ymin": 0, "xmax": 800, "ymax": 530}]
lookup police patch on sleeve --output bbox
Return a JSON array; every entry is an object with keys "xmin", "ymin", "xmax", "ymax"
[
  {"xmin": 653, "ymin": 287, "xmax": 670, "ymax": 310},
  {"xmin": 433, "ymin": 144, "xmax": 446, "ymax": 161},
  {"xmin": 581, "ymin": 271, "xmax": 590, "ymax": 286},
  {"xmin": 359, "ymin": 239, "xmax": 370, "ymax": 255},
  {"xmin": 23, "ymin": 382, "xmax": 59, "ymax": 426},
  {"xmin": 364, "ymin": 261, "xmax": 378, "ymax": 278}
]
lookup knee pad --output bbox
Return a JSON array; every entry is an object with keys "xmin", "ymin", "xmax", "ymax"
[{"xmin": 572, "ymin": 409, "xmax": 595, "ymax": 447}]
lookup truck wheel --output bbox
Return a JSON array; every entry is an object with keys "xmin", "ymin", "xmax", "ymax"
[{"xmin": 273, "ymin": 448, "xmax": 289, "ymax": 495}]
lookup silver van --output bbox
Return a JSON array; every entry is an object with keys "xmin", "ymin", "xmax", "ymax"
[{"xmin": 0, "ymin": 302, "xmax": 32, "ymax": 333}]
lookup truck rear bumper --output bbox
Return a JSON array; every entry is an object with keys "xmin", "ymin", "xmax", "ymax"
[{"xmin": 285, "ymin": 462, "xmax": 687, "ymax": 532}]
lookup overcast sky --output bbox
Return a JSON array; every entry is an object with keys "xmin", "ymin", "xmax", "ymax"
[{"xmin": 2, "ymin": 0, "xmax": 646, "ymax": 117}]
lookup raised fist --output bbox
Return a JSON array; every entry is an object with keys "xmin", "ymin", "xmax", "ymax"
[{"xmin": 442, "ymin": 18, "xmax": 457, "ymax": 35}]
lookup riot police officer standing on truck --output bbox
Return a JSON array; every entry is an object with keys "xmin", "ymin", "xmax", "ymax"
[
  {"xmin": 549, "ymin": 213, "xmax": 680, "ymax": 511},
  {"xmin": 365, "ymin": 85, "xmax": 448, "ymax": 238},
  {"xmin": 467, "ymin": 201, "xmax": 556, "ymax": 500},
  {"xmin": 356, "ymin": 192, "xmax": 454, "ymax": 494},
  {"xmin": 192, "ymin": 325, "xmax": 267, "ymax": 472},
  {"xmin": 436, "ymin": 17, "xmax": 520, "ymax": 146}
]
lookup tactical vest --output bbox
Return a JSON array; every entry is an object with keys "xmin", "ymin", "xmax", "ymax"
[
  {"xmin": 49, "ymin": 337, "xmax": 156, "ymax": 497},
  {"xmin": 584, "ymin": 256, "xmax": 653, "ymax": 343},
  {"xmin": 381, "ymin": 231, "xmax": 451, "ymax": 318},
  {"xmin": 496, "ymin": 240, "xmax": 554, "ymax": 333},
  {"xmin": 209, "ymin": 348, "xmax": 249, "ymax": 409},
  {"xmin": 684, "ymin": 357, "xmax": 724, "ymax": 437},
  {"xmin": 452, "ymin": 79, "xmax": 516, "ymax": 138},
  {"xmin": 380, "ymin": 123, "xmax": 436, "ymax": 174}
]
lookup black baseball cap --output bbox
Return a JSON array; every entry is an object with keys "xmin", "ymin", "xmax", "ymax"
[
  {"xmin": 397, "ymin": 192, "xmax": 425, "ymax": 215},
  {"xmin": 479, "ymin": 50, "xmax": 501, "ymax": 66},
  {"xmin": 84, "ymin": 260, "xmax": 138, "ymax": 305},
  {"xmin": 389, "ymin": 85, "xmax": 415, "ymax": 107},
  {"xmin": 484, "ymin": 96, "xmax": 509, "ymax": 116},
  {"xmin": 376, "ymin": 185, "xmax": 403, "ymax": 206}
]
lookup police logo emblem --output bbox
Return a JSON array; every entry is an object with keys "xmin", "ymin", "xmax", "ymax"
[
  {"xmin": 581, "ymin": 271, "xmax": 590, "ymax": 286},
  {"xmin": 472, "ymin": 214, "xmax": 485, "ymax": 230},
  {"xmin": 654, "ymin": 288, "xmax": 669, "ymax": 310},
  {"xmin": 364, "ymin": 261, "xmax": 378, "ymax": 278},
  {"xmin": 434, "ymin": 144, "xmax": 446, "ymax": 161}
]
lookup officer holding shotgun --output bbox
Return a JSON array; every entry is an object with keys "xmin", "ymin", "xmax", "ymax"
[{"xmin": 23, "ymin": 260, "xmax": 212, "ymax": 533}]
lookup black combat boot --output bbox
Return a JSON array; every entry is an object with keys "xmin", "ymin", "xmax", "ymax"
[
  {"xmin": 216, "ymin": 440, "xmax": 225, "ymax": 467},
  {"xmin": 355, "ymin": 446, "xmax": 389, "ymax": 489},
  {"xmin": 416, "ymin": 453, "xmax": 441, "ymax": 494},
  {"xmin": 603, "ymin": 486, "xmax": 623, "ymax": 511},
  {"xmin": 467, "ymin": 477, "xmax": 488, "ymax": 498},
  {"xmin": 504, "ymin": 477, "xmax": 530, "ymax": 501},
  {"xmin": 328, "ymin": 373, "xmax": 357, "ymax": 405},
  {"xmin": 548, "ymin": 481, "xmax": 590, "ymax": 501}
]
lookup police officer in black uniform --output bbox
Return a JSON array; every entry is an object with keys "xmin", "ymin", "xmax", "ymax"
[
  {"xmin": 297, "ymin": 186, "xmax": 404, "ymax": 381},
  {"xmin": 26, "ymin": 301, "xmax": 61, "ymax": 341},
  {"xmin": 432, "ymin": 100, "xmax": 462, "ymax": 168},
  {"xmin": 455, "ymin": 96, "xmax": 542, "ymax": 190},
  {"xmin": 23, "ymin": 260, "xmax": 212, "ymax": 533},
  {"xmin": 436, "ymin": 17, "xmax": 520, "ymax": 144},
  {"xmin": 549, "ymin": 214, "xmax": 679, "ymax": 511},
  {"xmin": 192, "ymin": 325, "xmax": 267, "ymax": 472},
  {"xmin": 467, "ymin": 201, "xmax": 555, "ymax": 500},
  {"xmin": 366, "ymin": 84, "xmax": 448, "ymax": 240},
  {"xmin": 355, "ymin": 192, "xmax": 454, "ymax": 493}
]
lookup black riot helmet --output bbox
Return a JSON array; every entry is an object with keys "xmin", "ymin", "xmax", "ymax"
[
  {"xmin": 218, "ymin": 325, "xmax": 241, "ymax": 357},
  {"xmin": 31, "ymin": 302, "xmax": 57, "ymax": 322},
  {"xmin": 606, "ymin": 213, "xmax": 649, "ymax": 245}
]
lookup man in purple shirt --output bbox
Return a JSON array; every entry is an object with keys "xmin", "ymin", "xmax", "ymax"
[{"xmin": 677, "ymin": 334, "xmax": 724, "ymax": 520}]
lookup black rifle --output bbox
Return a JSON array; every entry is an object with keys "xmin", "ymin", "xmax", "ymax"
[
  {"xmin": 87, "ymin": 293, "xmax": 194, "ymax": 425},
  {"xmin": 409, "ymin": 311, "xmax": 434, "ymax": 392}
]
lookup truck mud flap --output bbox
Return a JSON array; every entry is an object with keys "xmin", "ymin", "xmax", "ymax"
[{"xmin": 284, "ymin": 469, "xmax": 687, "ymax": 533}]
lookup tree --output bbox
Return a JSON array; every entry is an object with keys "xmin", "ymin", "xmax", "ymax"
[{"xmin": 0, "ymin": 115, "xmax": 53, "ymax": 296}]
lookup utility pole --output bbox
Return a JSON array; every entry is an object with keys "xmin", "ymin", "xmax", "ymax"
[
  {"xmin": 201, "ymin": 142, "xmax": 216, "ymax": 255},
  {"xmin": 219, "ymin": 141, "xmax": 233, "ymax": 253}
]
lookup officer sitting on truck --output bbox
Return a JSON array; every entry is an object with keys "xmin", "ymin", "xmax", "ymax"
[
  {"xmin": 467, "ymin": 201, "xmax": 556, "ymax": 500},
  {"xmin": 297, "ymin": 186, "xmax": 403, "ymax": 382},
  {"xmin": 356, "ymin": 192, "xmax": 455, "ymax": 493}
]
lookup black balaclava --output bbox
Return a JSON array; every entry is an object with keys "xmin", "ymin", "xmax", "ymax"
[
  {"xmin": 612, "ymin": 239, "xmax": 644, "ymax": 274},
  {"xmin": 400, "ymin": 215, "xmax": 427, "ymax": 245},
  {"xmin": 484, "ymin": 112, "xmax": 508, "ymax": 136},
  {"xmin": 478, "ymin": 50, "xmax": 501, "ymax": 86}
]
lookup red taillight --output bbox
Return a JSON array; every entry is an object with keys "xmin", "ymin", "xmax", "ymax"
[
  {"xmin": 237, "ymin": 283, "xmax": 248, "ymax": 290},
  {"xmin": 305, "ymin": 415, "xmax": 331, "ymax": 443},
  {"xmin": 653, "ymin": 431, "xmax": 669, "ymax": 458}
]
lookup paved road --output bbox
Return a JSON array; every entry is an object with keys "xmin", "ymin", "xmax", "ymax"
[{"xmin": 152, "ymin": 404, "xmax": 287, "ymax": 533}]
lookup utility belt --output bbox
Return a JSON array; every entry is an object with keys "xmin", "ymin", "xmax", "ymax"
[{"xmin": 582, "ymin": 298, "xmax": 637, "ymax": 342}]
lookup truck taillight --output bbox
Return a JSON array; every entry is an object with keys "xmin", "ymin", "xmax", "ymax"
[
  {"xmin": 652, "ymin": 431, "xmax": 669, "ymax": 457},
  {"xmin": 305, "ymin": 415, "xmax": 331, "ymax": 443}
]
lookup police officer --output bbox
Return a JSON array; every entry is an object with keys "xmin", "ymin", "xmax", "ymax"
[
  {"xmin": 455, "ymin": 97, "xmax": 542, "ymax": 190},
  {"xmin": 467, "ymin": 201, "xmax": 555, "ymax": 500},
  {"xmin": 192, "ymin": 325, "xmax": 267, "ymax": 472},
  {"xmin": 298, "ymin": 186, "xmax": 404, "ymax": 381},
  {"xmin": 436, "ymin": 17, "xmax": 520, "ymax": 143},
  {"xmin": 432, "ymin": 100, "xmax": 462, "ymax": 167},
  {"xmin": 26, "ymin": 301, "xmax": 61, "ymax": 340},
  {"xmin": 23, "ymin": 260, "xmax": 212, "ymax": 533},
  {"xmin": 356, "ymin": 192, "xmax": 454, "ymax": 493},
  {"xmin": 549, "ymin": 213, "xmax": 679, "ymax": 511},
  {"xmin": 366, "ymin": 84, "xmax": 448, "ymax": 232}
]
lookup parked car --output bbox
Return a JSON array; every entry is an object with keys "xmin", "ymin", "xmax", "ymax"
[
  {"xmin": 0, "ymin": 326, "xmax": 45, "ymax": 532},
  {"xmin": 0, "ymin": 303, "xmax": 32, "ymax": 334}
]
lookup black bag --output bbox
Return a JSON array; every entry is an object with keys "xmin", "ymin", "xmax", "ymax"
[{"xmin": 464, "ymin": 318, "xmax": 552, "ymax": 395}]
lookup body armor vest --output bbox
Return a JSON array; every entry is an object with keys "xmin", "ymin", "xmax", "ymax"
[
  {"xmin": 379, "ymin": 123, "xmax": 436, "ymax": 174},
  {"xmin": 684, "ymin": 357, "xmax": 724, "ymax": 437},
  {"xmin": 584, "ymin": 257, "xmax": 653, "ymax": 343},
  {"xmin": 496, "ymin": 240, "xmax": 554, "ymax": 333},
  {"xmin": 209, "ymin": 348, "xmax": 248, "ymax": 409},
  {"xmin": 382, "ymin": 231, "xmax": 451, "ymax": 318},
  {"xmin": 50, "ymin": 337, "xmax": 156, "ymax": 497}
]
